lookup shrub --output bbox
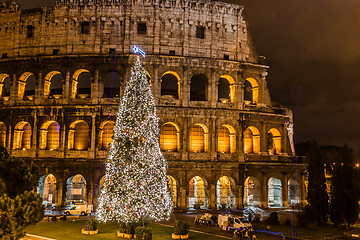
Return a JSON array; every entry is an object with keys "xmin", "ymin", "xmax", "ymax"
[
  {"xmin": 135, "ymin": 226, "xmax": 152, "ymax": 240},
  {"xmin": 84, "ymin": 218, "xmax": 98, "ymax": 231},
  {"xmin": 173, "ymin": 220, "xmax": 190, "ymax": 235},
  {"xmin": 265, "ymin": 212, "xmax": 280, "ymax": 225},
  {"xmin": 119, "ymin": 222, "xmax": 126, "ymax": 233}
]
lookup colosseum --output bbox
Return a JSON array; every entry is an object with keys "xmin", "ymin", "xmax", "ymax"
[{"xmin": 0, "ymin": 0, "xmax": 306, "ymax": 210}]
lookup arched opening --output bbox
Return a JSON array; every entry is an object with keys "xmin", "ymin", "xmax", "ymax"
[
  {"xmin": 189, "ymin": 176, "xmax": 207, "ymax": 209},
  {"xmin": 268, "ymin": 177, "xmax": 282, "ymax": 207},
  {"xmin": 13, "ymin": 121, "xmax": 32, "ymax": 150},
  {"xmin": 103, "ymin": 72, "xmax": 121, "ymax": 98},
  {"xmin": 39, "ymin": 121, "xmax": 60, "ymax": 150},
  {"xmin": 189, "ymin": 124, "xmax": 208, "ymax": 153},
  {"xmin": 0, "ymin": 74, "xmax": 10, "ymax": 100},
  {"xmin": 18, "ymin": 72, "xmax": 35, "ymax": 100},
  {"xmin": 216, "ymin": 176, "xmax": 235, "ymax": 209},
  {"xmin": 218, "ymin": 75, "xmax": 235, "ymax": 103},
  {"xmin": 244, "ymin": 78, "xmax": 259, "ymax": 104},
  {"xmin": 0, "ymin": 122, "xmax": 6, "ymax": 147},
  {"xmin": 160, "ymin": 122, "xmax": 180, "ymax": 152},
  {"xmin": 267, "ymin": 128, "xmax": 281, "ymax": 155},
  {"xmin": 190, "ymin": 74, "xmax": 208, "ymax": 101},
  {"xmin": 99, "ymin": 121, "xmax": 114, "ymax": 150},
  {"xmin": 44, "ymin": 71, "xmax": 63, "ymax": 98},
  {"xmin": 167, "ymin": 175, "xmax": 177, "ymax": 208},
  {"xmin": 68, "ymin": 121, "xmax": 90, "ymax": 150},
  {"xmin": 161, "ymin": 71, "xmax": 180, "ymax": 99},
  {"xmin": 218, "ymin": 125, "xmax": 236, "ymax": 153},
  {"xmin": 72, "ymin": 69, "xmax": 91, "ymax": 98},
  {"xmin": 244, "ymin": 126, "xmax": 260, "ymax": 154},
  {"xmin": 288, "ymin": 178, "xmax": 300, "ymax": 206},
  {"xmin": 244, "ymin": 177, "xmax": 260, "ymax": 206},
  {"xmin": 38, "ymin": 174, "xmax": 56, "ymax": 207},
  {"xmin": 66, "ymin": 174, "xmax": 87, "ymax": 205}
]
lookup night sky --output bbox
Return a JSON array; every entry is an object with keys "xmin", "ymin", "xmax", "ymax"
[{"xmin": 15, "ymin": 0, "xmax": 360, "ymax": 156}]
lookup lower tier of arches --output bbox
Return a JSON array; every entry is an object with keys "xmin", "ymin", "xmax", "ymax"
[{"xmin": 35, "ymin": 159, "xmax": 307, "ymax": 210}]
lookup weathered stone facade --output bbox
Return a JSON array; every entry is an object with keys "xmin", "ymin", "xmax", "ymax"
[{"xmin": 0, "ymin": 0, "xmax": 306, "ymax": 209}]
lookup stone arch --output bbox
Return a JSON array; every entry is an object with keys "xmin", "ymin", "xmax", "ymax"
[
  {"xmin": 0, "ymin": 122, "xmax": 6, "ymax": 147},
  {"xmin": 0, "ymin": 73, "xmax": 10, "ymax": 99},
  {"xmin": 18, "ymin": 72, "xmax": 35, "ymax": 100},
  {"xmin": 160, "ymin": 122, "xmax": 180, "ymax": 152},
  {"xmin": 39, "ymin": 121, "xmax": 60, "ymax": 150},
  {"xmin": 68, "ymin": 120, "xmax": 90, "ymax": 150},
  {"xmin": 13, "ymin": 121, "xmax": 32, "ymax": 150},
  {"xmin": 288, "ymin": 178, "xmax": 300, "ymax": 206},
  {"xmin": 268, "ymin": 177, "xmax": 282, "ymax": 207},
  {"xmin": 244, "ymin": 126, "xmax": 260, "ymax": 154},
  {"xmin": 244, "ymin": 176, "xmax": 260, "ymax": 206},
  {"xmin": 94, "ymin": 175, "xmax": 106, "ymax": 207},
  {"xmin": 218, "ymin": 75, "xmax": 235, "ymax": 103},
  {"xmin": 216, "ymin": 176, "xmax": 236, "ymax": 209},
  {"xmin": 217, "ymin": 124, "xmax": 236, "ymax": 153},
  {"xmin": 189, "ymin": 123, "xmax": 209, "ymax": 153},
  {"xmin": 72, "ymin": 69, "xmax": 91, "ymax": 98},
  {"xmin": 66, "ymin": 174, "xmax": 87, "ymax": 204},
  {"xmin": 44, "ymin": 71, "xmax": 64, "ymax": 98},
  {"xmin": 37, "ymin": 174, "xmax": 56, "ymax": 206},
  {"xmin": 267, "ymin": 128, "xmax": 281, "ymax": 155},
  {"xmin": 244, "ymin": 77, "xmax": 259, "ymax": 104},
  {"xmin": 190, "ymin": 73, "xmax": 208, "ymax": 101},
  {"xmin": 167, "ymin": 175, "xmax": 178, "ymax": 208},
  {"xmin": 161, "ymin": 71, "xmax": 180, "ymax": 99},
  {"xmin": 99, "ymin": 120, "xmax": 115, "ymax": 150},
  {"xmin": 103, "ymin": 71, "xmax": 121, "ymax": 98},
  {"xmin": 188, "ymin": 176, "xmax": 208, "ymax": 209}
]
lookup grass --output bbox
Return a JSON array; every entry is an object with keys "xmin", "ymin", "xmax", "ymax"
[{"xmin": 25, "ymin": 219, "xmax": 229, "ymax": 240}]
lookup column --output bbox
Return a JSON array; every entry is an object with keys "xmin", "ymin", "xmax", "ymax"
[
  {"xmin": 35, "ymin": 71, "xmax": 42, "ymax": 105},
  {"xmin": 208, "ymin": 183, "xmax": 216, "ymax": 209},
  {"xmin": 181, "ymin": 67, "xmax": 189, "ymax": 107},
  {"xmin": 260, "ymin": 122, "xmax": 268, "ymax": 154},
  {"xmin": 260, "ymin": 173, "xmax": 268, "ymax": 208},
  {"xmin": 32, "ymin": 111, "xmax": 38, "ymax": 151},
  {"xmin": 282, "ymin": 174, "xmax": 289, "ymax": 207},
  {"xmin": 282, "ymin": 125, "xmax": 288, "ymax": 155},
  {"xmin": 55, "ymin": 176, "xmax": 64, "ymax": 207},
  {"xmin": 91, "ymin": 67, "xmax": 99, "ymax": 104},
  {"xmin": 209, "ymin": 69, "xmax": 216, "ymax": 108},
  {"xmin": 63, "ymin": 68, "xmax": 70, "ymax": 104},
  {"xmin": 10, "ymin": 74, "xmax": 17, "ymax": 105},
  {"xmin": 90, "ymin": 114, "xmax": 96, "ymax": 159}
]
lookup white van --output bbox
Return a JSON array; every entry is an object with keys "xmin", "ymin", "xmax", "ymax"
[
  {"xmin": 218, "ymin": 214, "xmax": 252, "ymax": 230},
  {"xmin": 64, "ymin": 204, "xmax": 92, "ymax": 216}
]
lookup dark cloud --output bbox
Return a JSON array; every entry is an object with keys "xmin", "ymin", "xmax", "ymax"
[{"xmin": 15, "ymin": 0, "xmax": 360, "ymax": 153}]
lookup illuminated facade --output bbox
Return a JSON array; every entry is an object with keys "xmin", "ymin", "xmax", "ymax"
[{"xmin": 0, "ymin": 0, "xmax": 306, "ymax": 209}]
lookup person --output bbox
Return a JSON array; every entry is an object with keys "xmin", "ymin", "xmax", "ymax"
[
  {"xmin": 234, "ymin": 229, "xmax": 240, "ymax": 239},
  {"xmin": 244, "ymin": 228, "xmax": 249, "ymax": 239},
  {"xmin": 252, "ymin": 234, "xmax": 257, "ymax": 240}
]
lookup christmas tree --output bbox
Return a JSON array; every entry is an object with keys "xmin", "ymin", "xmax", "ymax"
[{"xmin": 96, "ymin": 54, "xmax": 172, "ymax": 224}]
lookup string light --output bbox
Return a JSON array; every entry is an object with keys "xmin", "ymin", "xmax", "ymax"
[{"xmin": 96, "ymin": 56, "xmax": 172, "ymax": 224}]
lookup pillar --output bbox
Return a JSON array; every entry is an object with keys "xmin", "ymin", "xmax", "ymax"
[
  {"xmin": 90, "ymin": 114, "xmax": 96, "ymax": 159},
  {"xmin": 282, "ymin": 174, "xmax": 289, "ymax": 207},
  {"xmin": 181, "ymin": 67, "xmax": 189, "ymax": 107},
  {"xmin": 91, "ymin": 67, "xmax": 99, "ymax": 104},
  {"xmin": 260, "ymin": 173, "xmax": 268, "ymax": 207},
  {"xmin": 55, "ymin": 176, "xmax": 64, "ymax": 207},
  {"xmin": 63, "ymin": 68, "xmax": 70, "ymax": 104},
  {"xmin": 260, "ymin": 122, "xmax": 267, "ymax": 154},
  {"xmin": 208, "ymin": 183, "xmax": 216, "ymax": 209}
]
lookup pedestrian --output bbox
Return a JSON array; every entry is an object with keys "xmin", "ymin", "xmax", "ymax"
[
  {"xmin": 252, "ymin": 234, "xmax": 257, "ymax": 240},
  {"xmin": 234, "ymin": 229, "xmax": 240, "ymax": 239}
]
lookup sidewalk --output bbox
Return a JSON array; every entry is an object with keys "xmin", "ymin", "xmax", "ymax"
[{"xmin": 21, "ymin": 234, "xmax": 57, "ymax": 240}]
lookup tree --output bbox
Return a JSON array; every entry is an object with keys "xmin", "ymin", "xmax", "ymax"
[
  {"xmin": 0, "ymin": 147, "xmax": 44, "ymax": 239},
  {"xmin": 96, "ymin": 57, "xmax": 172, "ymax": 224},
  {"xmin": 306, "ymin": 139, "xmax": 329, "ymax": 225},
  {"xmin": 330, "ymin": 145, "xmax": 359, "ymax": 227}
]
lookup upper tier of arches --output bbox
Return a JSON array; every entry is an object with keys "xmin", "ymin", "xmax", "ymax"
[{"xmin": 0, "ymin": 68, "xmax": 266, "ymax": 108}]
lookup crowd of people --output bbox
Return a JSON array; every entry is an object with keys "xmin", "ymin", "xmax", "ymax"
[{"xmin": 234, "ymin": 227, "xmax": 256, "ymax": 239}]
